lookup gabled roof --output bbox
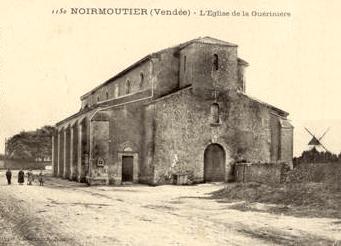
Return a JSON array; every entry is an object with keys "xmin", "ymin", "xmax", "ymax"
[
  {"xmin": 178, "ymin": 36, "xmax": 238, "ymax": 49},
  {"xmin": 80, "ymin": 37, "xmax": 239, "ymax": 99},
  {"xmin": 238, "ymin": 91, "xmax": 289, "ymax": 117}
]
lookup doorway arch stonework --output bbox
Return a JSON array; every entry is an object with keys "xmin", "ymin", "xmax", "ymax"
[
  {"xmin": 201, "ymin": 140, "xmax": 234, "ymax": 182},
  {"xmin": 204, "ymin": 143, "xmax": 225, "ymax": 182}
]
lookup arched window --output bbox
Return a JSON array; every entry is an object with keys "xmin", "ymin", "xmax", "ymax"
[
  {"xmin": 97, "ymin": 96, "xmax": 100, "ymax": 102},
  {"xmin": 106, "ymin": 91, "xmax": 109, "ymax": 100},
  {"xmin": 126, "ymin": 80, "xmax": 131, "ymax": 94},
  {"xmin": 213, "ymin": 54, "xmax": 219, "ymax": 70},
  {"xmin": 210, "ymin": 103, "xmax": 220, "ymax": 124},
  {"xmin": 139, "ymin": 73, "xmax": 144, "ymax": 89}
]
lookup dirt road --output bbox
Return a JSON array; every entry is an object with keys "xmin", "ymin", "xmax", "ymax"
[{"xmin": 0, "ymin": 171, "xmax": 340, "ymax": 246}]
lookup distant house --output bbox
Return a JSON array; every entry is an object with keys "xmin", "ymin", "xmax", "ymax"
[{"xmin": 52, "ymin": 37, "xmax": 293, "ymax": 185}]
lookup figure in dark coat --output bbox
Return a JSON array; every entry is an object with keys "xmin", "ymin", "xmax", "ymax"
[
  {"xmin": 38, "ymin": 171, "xmax": 44, "ymax": 186},
  {"xmin": 6, "ymin": 169, "xmax": 12, "ymax": 185},
  {"xmin": 18, "ymin": 169, "xmax": 25, "ymax": 185}
]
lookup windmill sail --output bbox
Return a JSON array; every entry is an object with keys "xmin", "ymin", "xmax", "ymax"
[
  {"xmin": 304, "ymin": 127, "xmax": 330, "ymax": 152},
  {"xmin": 308, "ymin": 136, "xmax": 321, "ymax": 146}
]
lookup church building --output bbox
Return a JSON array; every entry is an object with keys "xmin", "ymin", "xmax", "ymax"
[{"xmin": 52, "ymin": 37, "xmax": 293, "ymax": 185}]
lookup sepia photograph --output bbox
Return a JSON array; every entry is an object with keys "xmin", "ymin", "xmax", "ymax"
[{"xmin": 0, "ymin": 1, "xmax": 340, "ymax": 245}]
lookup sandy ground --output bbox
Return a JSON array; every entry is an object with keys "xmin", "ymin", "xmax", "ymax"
[{"xmin": 0, "ymin": 171, "xmax": 340, "ymax": 246}]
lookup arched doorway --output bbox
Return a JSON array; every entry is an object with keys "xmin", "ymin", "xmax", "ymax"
[{"xmin": 204, "ymin": 144, "xmax": 225, "ymax": 182}]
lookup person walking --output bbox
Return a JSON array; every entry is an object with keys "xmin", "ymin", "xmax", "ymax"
[
  {"xmin": 18, "ymin": 169, "xmax": 24, "ymax": 185},
  {"xmin": 5, "ymin": 168, "xmax": 12, "ymax": 185},
  {"xmin": 27, "ymin": 169, "xmax": 34, "ymax": 185},
  {"xmin": 38, "ymin": 171, "xmax": 44, "ymax": 186}
]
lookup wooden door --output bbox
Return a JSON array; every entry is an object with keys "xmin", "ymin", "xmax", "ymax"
[
  {"xmin": 122, "ymin": 156, "xmax": 134, "ymax": 182},
  {"xmin": 204, "ymin": 144, "xmax": 225, "ymax": 182}
]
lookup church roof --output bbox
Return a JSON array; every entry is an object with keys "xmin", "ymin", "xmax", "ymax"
[
  {"xmin": 80, "ymin": 37, "xmax": 239, "ymax": 99},
  {"xmin": 178, "ymin": 36, "xmax": 238, "ymax": 49},
  {"xmin": 238, "ymin": 91, "xmax": 289, "ymax": 117}
]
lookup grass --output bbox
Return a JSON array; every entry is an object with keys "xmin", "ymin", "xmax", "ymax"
[{"xmin": 210, "ymin": 182, "xmax": 341, "ymax": 219}]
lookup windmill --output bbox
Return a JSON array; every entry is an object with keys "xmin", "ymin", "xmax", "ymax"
[{"xmin": 304, "ymin": 127, "xmax": 330, "ymax": 152}]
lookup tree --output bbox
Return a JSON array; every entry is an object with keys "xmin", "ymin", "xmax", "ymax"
[{"xmin": 6, "ymin": 125, "xmax": 55, "ymax": 161}]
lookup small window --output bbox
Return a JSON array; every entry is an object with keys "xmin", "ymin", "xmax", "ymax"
[
  {"xmin": 139, "ymin": 73, "xmax": 144, "ymax": 89},
  {"xmin": 210, "ymin": 103, "xmax": 220, "ymax": 124},
  {"xmin": 114, "ymin": 84, "xmax": 119, "ymax": 98},
  {"xmin": 126, "ymin": 80, "xmax": 131, "ymax": 94},
  {"xmin": 184, "ymin": 56, "xmax": 187, "ymax": 72},
  {"xmin": 97, "ymin": 96, "xmax": 100, "ymax": 102},
  {"xmin": 213, "ymin": 54, "xmax": 219, "ymax": 70},
  {"xmin": 106, "ymin": 91, "xmax": 109, "ymax": 100}
]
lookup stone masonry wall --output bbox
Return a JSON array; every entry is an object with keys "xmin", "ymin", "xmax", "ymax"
[
  {"xmin": 141, "ymin": 103, "xmax": 156, "ymax": 184},
  {"xmin": 152, "ymin": 88, "xmax": 273, "ymax": 184},
  {"xmin": 280, "ymin": 126, "xmax": 294, "ymax": 166},
  {"xmin": 152, "ymin": 48, "xmax": 180, "ymax": 98},
  {"xmin": 107, "ymin": 100, "xmax": 149, "ymax": 184},
  {"xmin": 90, "ymin": 119, "xmax": 110, "ymax": 184},
  {"xmin": 270, "ymin": 114, "xmax": 280, "ymax": 162},
  {"xmin": 180, "ymin": 43, "xmax": 238, "ymax": 98},
  {"xmin": 81, "ymin": 60, "xmax": 153, "ymax": 108},
  {"xmin": 234, "ymin": 162, "xmax": 289, "ymax": 184}
]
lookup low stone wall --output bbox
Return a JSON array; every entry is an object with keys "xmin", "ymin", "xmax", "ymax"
[
  {"xmin": 4, "ymin": 159, "xmax": 51, "ymax": 170},
  {"xmin": 234, "ymin": 162, "xmax": 341, "ymax": 185},
  {"xmin": 234, "ymin": 162, "xmax": 289, "ymax": 184},
  {"xmin": 286, "ymin": 162, "xmax": 341, "ymax": 184}
]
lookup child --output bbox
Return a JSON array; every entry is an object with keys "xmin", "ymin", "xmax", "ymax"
[
  {"xmin": 27, "ymin": 169, "xmax": 34, "ymax": 185},
  {"xmin": 38, "ymin": 171, "xmax": 44, "ymax": 186}
]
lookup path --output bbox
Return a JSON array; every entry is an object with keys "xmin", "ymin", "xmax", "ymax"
[{"xmin": 0, "ymin": 171, "xmax": 340, "ymax": 245}]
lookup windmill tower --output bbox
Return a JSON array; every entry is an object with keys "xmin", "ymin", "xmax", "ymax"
[{"xmin": 304, "ymin": 127, "xmax": 330, "ymax": 152}]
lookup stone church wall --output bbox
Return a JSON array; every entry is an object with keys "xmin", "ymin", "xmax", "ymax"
[
  {"xmin": 151, "ymin": 88, "xmax": 275, "ymax": 184},
  {"xmin": 53, "ymin": 38, "xmax": 293, "ymax": 186},
  {"xmin": 152, "ymin": 48, "xmax": 180, "ymax": 98},
  {"xmin": 81, "ymin": 60, "xmax": 153, "ymax": 108},
  {"xmin": 141, "ymin": 103, "xmax": 156, "ymax": 184},
  {"xmin": 179, "ymin": 43, "xmax": 239, "ymax": 98},
  {"xmin": 107, "ymin": 102, "xmax": 145, "ymax": 184}
]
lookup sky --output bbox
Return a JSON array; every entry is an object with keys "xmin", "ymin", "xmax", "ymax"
[{"xmin": 0, "ymin": 0, "xmax": 341, "ymax": 156}]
